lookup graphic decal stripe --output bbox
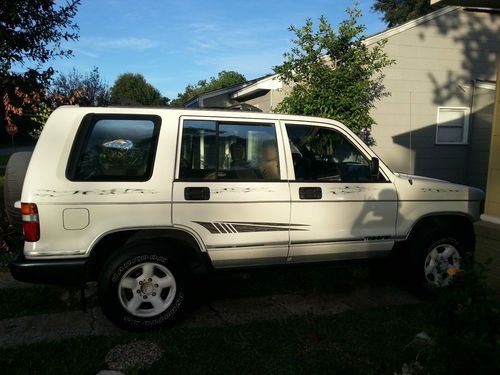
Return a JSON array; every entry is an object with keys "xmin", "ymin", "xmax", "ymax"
[
  {"xmin": 214, "ymin": 222, "xmax": 228, "ymax": 233},
  {"xmin": 227, "ymin": 221, "xmax": 292, "ymax": 226},
  {"xmin": 193, "ymin": 221, "xmax": 220, "ymax": 234},
  {"xmin": 221, "ymin": 223, "xmax": 234, "ymax": 233},
  {"xmin": 193, "ymin": 221, "xmax": 309, "ymax": 234},
  {"xmin": 231, "ymin": 224, "xmax": 289, "ymax": 233}
]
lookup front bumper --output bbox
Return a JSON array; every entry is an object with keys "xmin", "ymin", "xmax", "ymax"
[{"xmin": 10, "ymin": 253, "xmax": 88, "ymax": 286}]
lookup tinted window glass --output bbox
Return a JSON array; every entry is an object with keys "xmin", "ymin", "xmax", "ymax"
[
  {"xmin": 286, "ymin": 124, "xmax": 373, "ymax": 182},
  {"xmin": 70, "ymin": 116, "xmax": 160, "ymax": 181},
  {"xmin": 179, "ymin": 120, "xmax": 280, "ymax": 180}
]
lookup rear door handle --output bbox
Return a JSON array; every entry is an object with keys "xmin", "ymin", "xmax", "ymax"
[
  {"xmin": 299, "ymin": 187, "xmax": 322, "ymax": 200},
  {"xmin": 184, "ymin": 187, "xmax": 210, "ymax": 200}
]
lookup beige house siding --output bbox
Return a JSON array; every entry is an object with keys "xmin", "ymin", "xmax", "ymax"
[
  {"xmin": 240, "ymin": 87, "xmax": 290, "ymax": 112},
  {"xmin": 369, "ymin": 8, "xmax": 498, "ymax": 188},
  {"xmin": 244, "ymin": 91, "xmax": 273, "ymax": 111}
]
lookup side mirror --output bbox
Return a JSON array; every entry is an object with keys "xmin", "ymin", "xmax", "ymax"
[{"xmin": 369, "ymin": 157, "xmax": 379, "ymax": 180}]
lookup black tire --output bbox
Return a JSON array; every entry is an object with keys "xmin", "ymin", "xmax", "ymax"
[
  {"xmin": 3, "ymin": 152, "xmax": 32, "ymax": 231},
  {"xmin": 408, "ymin": 230, "xmax": 464, "ymax": 290},
  {"xmin": 98, "ymin": 242, "xmax": 188, "ymax": 331}
]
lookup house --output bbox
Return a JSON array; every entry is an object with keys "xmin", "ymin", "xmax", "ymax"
[
  {"xmin": 185, "ymin": 75, "xmax": 275, "ymax": 109},
  {"xmin": 189, "ymin": 6, "xmax": 499, "ymax": 193}
]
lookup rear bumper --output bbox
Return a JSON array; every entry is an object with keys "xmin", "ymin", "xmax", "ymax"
[{"xmin": 9, "ymin": 253, "xmax": 88, "ymax": 286}]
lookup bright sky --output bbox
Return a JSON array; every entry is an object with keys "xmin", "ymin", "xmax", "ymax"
[{"xmin": 50, "ymin": 0, "xmax": 387, "ymax": 100}]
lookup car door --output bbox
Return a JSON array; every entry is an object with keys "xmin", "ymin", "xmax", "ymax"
[
  {"xmin": 283, "ymin": 121, "xmax": 398, "ymax": 263},
  {"xmin": 172, "ymin": 116, "xmax": 291, "ymax": 268}
]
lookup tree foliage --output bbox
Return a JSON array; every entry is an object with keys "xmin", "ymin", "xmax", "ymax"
[
  {"xmin": 110, "ymin": 73, "xmax": 167, "ymax": 106},
  {"xmin": 29, "ymin": 67, "xmax": 110, "ymax": 138},
  {"xmin": 274, "ymin": 6, "xmax": 394, "ymax": 142},
  {"xmin": 171, "ymin": 70, "xmax": 246, "ymax": 107},
  {"xmin": 51, "ymin": 67, "xmax": 110, "ymax": 106},
  {"xmin": 372, "ymin": 0, "xmax": 443, "ymax": 27},
  {"xmin": 0, "ymin": 0, "xmax": 80, "ymax": 132}
]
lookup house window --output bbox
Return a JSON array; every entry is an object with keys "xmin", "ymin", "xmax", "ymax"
[{"xmin": 435, "ymin": 107, "xmax": 470, "ymax": 145}]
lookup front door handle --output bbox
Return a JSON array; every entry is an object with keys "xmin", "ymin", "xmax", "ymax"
[
  {"xmin": 184, "ymin": 187, "xmax": 210, "ymax": 200},
  {"xmin": 299, "ymin": 187, "xmax": 322, "ymax": 200}
]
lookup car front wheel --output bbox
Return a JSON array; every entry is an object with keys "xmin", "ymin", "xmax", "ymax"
[{"xmin": 408, "ymin": 233, "xmax": 465, "ymax": 290}]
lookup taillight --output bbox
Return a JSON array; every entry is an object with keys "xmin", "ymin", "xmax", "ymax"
[{"xmin": 21, "ymin": 203, "xmax": 40, "ymax": 242}]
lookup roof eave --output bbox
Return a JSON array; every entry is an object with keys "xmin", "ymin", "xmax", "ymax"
[
  {"xmin": 432, "ymin": 0, "xmax": 500, "ymax": 7},
  {"xmin": 231, "ymin": 74, "xmax": 282, "ymax": 99},
  {"xmin": 364, "ymin": 6, "xmax": 460, "ymax": 45}
]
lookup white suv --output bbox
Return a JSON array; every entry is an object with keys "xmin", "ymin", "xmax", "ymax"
[{"xmin": 8, "ymin": 106, "xmax": 483, "ymax": 330}]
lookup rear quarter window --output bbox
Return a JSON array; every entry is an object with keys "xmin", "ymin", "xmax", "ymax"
[{"xmin": 67, "ymin": 114, "xmax": 161, "ymax": 181}]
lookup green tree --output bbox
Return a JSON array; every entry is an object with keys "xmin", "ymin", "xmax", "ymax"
[
  {"xmin": 29, "ymin": 102, "xmax": 52, "ymax": 139},
  {"xmin": 0, "ymin": 0, "xmax": 80, "ymax": 138},
  {"xmin": 171, "ymin": 70, "xmax": 246, "ymax": 107},
  {"xmin": 51, "ymin": 67, "xmax": 110, "ymax": 106},
  {"xmin": 274, "ymin": 6, "xmax": 394, "ymax": 143},
  {"xmin": 372, "ymin": 0, "xmax": 443, "ymax": 27},
  {"xmin": 30, "ymin": 67, "xmax": 110, "ymax": 139},
  {"xmin": 110, "ymin": 73, "xmax": 167, "ymax": 106}
]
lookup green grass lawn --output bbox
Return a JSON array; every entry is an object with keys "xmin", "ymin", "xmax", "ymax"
[
  {"xmin": 1, "ymin": 300, "xmax": 496, "ymax": 375},
  {"xmin": 0, "ymin": 304, "xmax": 429, "ymax": 375},
  {"xmin": 0, "ymin": 259, "xmax": 498, "ymax": 375},
  {"xmin": 4, "ymin": 301, "xmax": 497, "ymax": 375}
]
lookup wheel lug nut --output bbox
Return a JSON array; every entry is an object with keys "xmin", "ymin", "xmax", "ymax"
[
  {"xmin": 148, "ymin": 278, "xmax": 152, "ymax": 282},
  {"xmin": 152, "ymin": 292, "xmax": 156, "ymax": 296},
  {"xmin": 139, "ymin": 281, "xmax": 143, "ymax": 285},
  {"xmin": 154, "ymin": 284, "xmax": 159, "ymax": 288},
  {"xmin": 143, "ymin": 295, "xmax": 147, "ymax": 299},
  {"xmin": 136, "ymin": 290, "xmax": 141, "ymax": 294}
]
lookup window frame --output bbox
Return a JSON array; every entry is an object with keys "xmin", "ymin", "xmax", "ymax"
[
  {"xmin": 435, "ymin": 106, "xmax": 470, "ymax": 145},
  {"xmin": 66, "ymin": 113, "xmax": 161, "ymax": 182},
  {"xmin": 175, "ymin": 116, "xmax": 283, "ymax": 182}
]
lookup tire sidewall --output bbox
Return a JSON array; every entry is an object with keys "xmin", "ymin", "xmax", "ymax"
[{"xmin": 99, "ymin": 245, "xmax": 186, "ymax": 331}]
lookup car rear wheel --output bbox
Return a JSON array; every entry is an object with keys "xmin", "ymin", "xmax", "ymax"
[{"xmin": 98, "ymin": 242, "xmax": 187, "ymax": 331}]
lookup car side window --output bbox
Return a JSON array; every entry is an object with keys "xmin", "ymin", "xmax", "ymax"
[
  {"xmin": 286, "ymin": 124, "xmax": 375, "ymax": 183},
  {"xmin": 68, "ymin": 115, "xmax": 160, "ymax": 181},
  {"xmin": 179, "ymin": 120, "xmax": 280, "ymax": 181}
]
